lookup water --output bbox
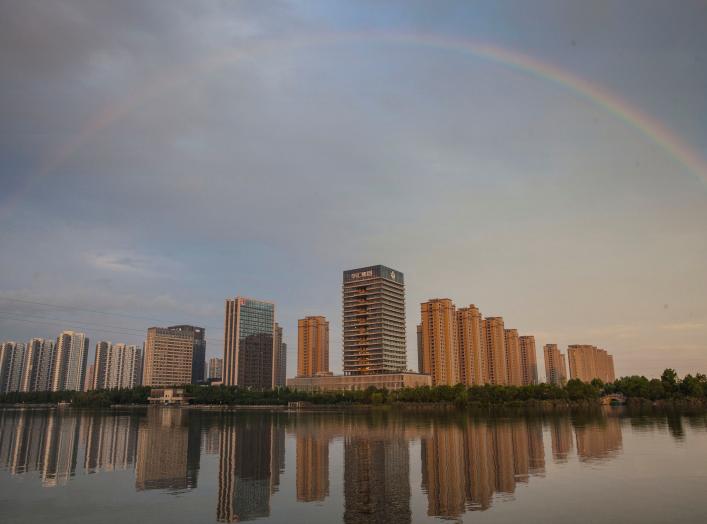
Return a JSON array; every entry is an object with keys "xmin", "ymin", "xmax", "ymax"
[{"xmin": 1, "ymin": 407, "xmax": 706, "ymax": 523}]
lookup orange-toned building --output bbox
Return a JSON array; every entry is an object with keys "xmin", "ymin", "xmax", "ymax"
[
  {"xmin": 297, "ymin": 316, "xmax": 329, "ymax": 377},
  {"xmin": 504, "ymin": 329, "xmax": 522, "ymax": 386},
  {"xmin": 456, "ymin": 305, "xmax": 484, "ymax": 385},
  {"xmin": 518, "ymin": 335, "xmax": 538, "ymax": 385},
  {"xmin": 419, "ymin": 299, "xmax": 459, "ymax": 386},
  {"xmin": 567, "ymin": 345, "xmax": 615, "ymax": 383},
  {"xmin": 543, "ymin": 344, "xmax": 568, "ymax": 386},
  {"xmin": 483, "ymin": 317, "xmax": 508, "ymax": 385}
]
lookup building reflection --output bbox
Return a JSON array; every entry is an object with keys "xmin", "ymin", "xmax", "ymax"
[
  {"xmin": 294, "ymin": 416, "xmax": 330, "ymax": 502},
  {"xmin": 84, "ymin": 413, "xmax": 139, "ymax": 473},
  {"xmin": 421, "ymin": 417, "xmax": 547, "ymax": 518},
  {"xmin": 549, "ymin": 416, "xmax": 574, "ymax": 462},
  {"xmin": 344, "ymin": 435, "xmax": 411, "ymax": 524},
  {"xmin": 573, "ymin": 415, "xmax": 623, "ymax": 461},
  {"xmin": 217, "ymin": 413, "xmax": 285, "ymax": 522},
  {"xmin": 135, "ymin": 407, "xmax": 201, "ymax": 492}
]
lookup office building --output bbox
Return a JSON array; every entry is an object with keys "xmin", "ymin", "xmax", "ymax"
[
  {"xmin": 51, "ymin": 331, "xmax": 89, "ymax": 392},
  {"xmin": 287, "ymin": 372, "xmax": 430, "ymax": 392},
  {"xmin": 143, "ymin": 327, "xmax": 194, "ymax": 387},
  {"xmin": 456, "ymin": 305, "xmax": 484, "ymax": 386},
  {"xmin": 273, "ymin": 322, "xmax": 287, "ymax": 387},
  {"xmin": 543, "ymin": 344, "xmax": 567, "ymax": 386},
  {"xmin": 168, "ymin": 325, "xmax": 206, "ymax": 384},
  {"xmin": 483, "ymin": 318, "xmax": 507, "ymax": 385},
  {"xmin": 567, "ymin": 345, "xmax": 615, "ymax": 383},
  {"xmin": 223, "ymin": 297, "xmax": 275, "ymax": 388},
  {"xmin": 419, "ymin": 298, "xmax": 459, "ymax": 386},
  {"xmin": 342, "ymin": 265, "xmax": 406, "ymax": 375},
  {"xmin": 504, "ymin": 329, "xmax": 522, "ymax": 386},
  {"xmin": 209, "ymin": 357, "xmax": 223, "ymax": 381},
  {"xmin": 297, "ymin": 316, "xmax": 329, "ymax": 377},
  {"xmin": 518, "ymin": 336, "xmax": 538, "ymax": 385}
]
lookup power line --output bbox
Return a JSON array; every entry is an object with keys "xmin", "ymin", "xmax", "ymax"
[{"xmin": 0, "ymin": 296, "xmax": 223, "ymax": 331}]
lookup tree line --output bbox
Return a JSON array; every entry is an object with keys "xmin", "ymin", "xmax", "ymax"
[{"xmin": 0, "ymin": 369, "xmax": 705, "ymax": 407}]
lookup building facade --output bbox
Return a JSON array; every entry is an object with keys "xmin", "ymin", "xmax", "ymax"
[
  {"xmin": 543, "ymin": 344, "xmax": 567, "ymax": 386},
  {"xmin": 143, "ymin": 327, "xmax": 194, "ymax": 387},
  {"xmin": 168, "ymin": 325, "xmax": 206, "ymax": 385},
  {"xmin": 273, "ymin": 323, "xmax": 287, "ymax": 387},
  {"xmin": 419, "ymin": 299, "xmax": 459, "ymax": 386},
  {"xmin": 287, "ymin": 372, "xmax": 431, "ymax": 392},
  {"xmin": 208, "ymin": 357, "xmax": 223, "ymax": 381},
  {"xmin": 483, "ymin": 318, "xmax": 507, "ymax": 385},
  {"xmin": 342, "ymin": 265, "xmax": 406, "ymax": 375},
  {"xmin": 223, "ymin": 297, "xmax": 275, "ymax": 388},
  {"xmin": 518, "ymin": 335, "xmax": 538, "ymax": 385},
  {"xmin": 504, "ymin": 329, "xmax": 523, "ymax": 386},
  {"xmin": 21, "ymin": 338, "xmax": 54, "ymax": 392},
  {"xmin": 456, "ymin": 305, "xmax": 484, "ymax": 386},
  {"xmin": 92, "ymin": 341, "xmax": 112, "ymax": 390},
  {"xmin": 567, "ymin": 345, "xmax": 615, "ymax": 383},
  {"xmin": 297, "ymin": 316, "xmax": 329, "ymax": 377},
  {"xmin": 51, "ymin": 331, "xmax": 89, "ymax": 392}
]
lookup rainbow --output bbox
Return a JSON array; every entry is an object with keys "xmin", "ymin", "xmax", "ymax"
[{"xmin": 9, "ymin": 31, "xmax": 707, "ymax": 214}]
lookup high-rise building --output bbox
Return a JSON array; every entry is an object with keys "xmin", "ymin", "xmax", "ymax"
[
  {"xmin": 567, "ymin": 345, "xmax": 615, "ymax": 383},
  {"xmin": 543, "ymin": 344, "xmax": 567, "ymax": 386},
  {"xmin": 143, "ymin": 328, "xmax": 194, "ymax": 387},
  {"xmin": 107, "ymin": 344, "xmax": 143, "ymax": 389},
  {"xmin": 456, "ymin": 305, "xmax": 484, "ymax": 386},
  {"xmin": 518, "ymin": 336, "xmax": 538, "ymax": 385},
  {"xmin": 51, "ymin": 331, "xmax": 89, "ymax": 392},
  {"xmin": 297, "ymin": 316, "xmax": 329, "ymax": 377},
  {"xmin": 92, "ymin": 341, "xmax": 111, "ymax": 390},
  {"xmin": 21, "ymin": 338, "xmax": 54, "ymax": 392},
  {"xmin": 223, "ymin": 297, "xmax": 275, "ymax": 388},
  {"xmin": 483, "ymin": 318, "xmax": 507, "ymax": 385},
  {"xmin": 1, "ymin": 342, "xmax": 27, "ymax": 393},
  {"xmin": 342, "ymin": 265, "xmax": 406, "ymax": 375},
  {"xmin": 504, "ymin": 329, "xmax": 523, "ymax": 386},
  {"xmin": 84, "ymin": 364, "xmax": 95, "ymax": 391},
  {"xmin": 419, "ymin": 299, "xmax": 459, "ymax": 386},
  {"xmin": 209, "ymin": 357, "xmax": 223, "ymax": 381},
  {"xmin": 273, "ymin": 323, "xmax": 287, "ymax": 387},
  {"xmin": 168, "ymin": 325, "xmax": 206, "ymax": 385}
]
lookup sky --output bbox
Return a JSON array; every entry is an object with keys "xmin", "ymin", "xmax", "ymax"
[{"xmin": 1, "ymin": 0, "xmax": 706, "ymax": 380}]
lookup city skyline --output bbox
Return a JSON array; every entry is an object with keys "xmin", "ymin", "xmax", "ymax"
[{"xmin": 1, "ymin": 2, "xmax": 707, "ymax": 380}]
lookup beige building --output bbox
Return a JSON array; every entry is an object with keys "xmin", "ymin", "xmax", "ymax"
[
  {"xmin": 504, "ymin": 329, "xmax": 522, "ymax": 386},
  {"xmin": 419, "ymin": 299, "xmax": 459, "ymax": 386},
  {"xmin": 143, "ymin": 327, "xmax": 194, "ymax": 387},
  {"xmin": 297, "ymin": 316, "xmax": 329, "ymax": 377},
  {"xmin": 567, "ymin": 345, "xmax": 615, "ymax": 383},
  {"xmin": 518, "ymin": 335, "xmax": 538, "ymax": 386},
  {"xmin": 342, "ymin": 265, "xmax": 406, "ymax": 375},
  {"xmin": 287, "ymin": 372, "xmax": 431, "ymax": 392},
  {"xmin": 456, "ymin": 305, "xmax": 484, "ymax": 385},
  {"xmin": 483, "ymin": 318, "xmax": 507, "ymax": 385},
  {"xmin": 543, "ymin": 344, "xmax": 568, "ymax": 386}
]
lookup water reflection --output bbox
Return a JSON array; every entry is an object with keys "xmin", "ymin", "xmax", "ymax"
[{"xmin": 1, "ymin": 407, "xmax": 706, "ymax": 522}]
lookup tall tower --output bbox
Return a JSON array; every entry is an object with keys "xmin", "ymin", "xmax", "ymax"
[
  {"xmin": 342, "ymin": 265, "xmax": 406, "ymax": 375},
  {"xmin": 143, "ymin": 328, "xmax": 194, "ymax": 387},
  {"xmin": 543, "ymin": 344, "xmax": 567, "ymax": 386},
  {"xmin": 297, "ymin": 316, "xmax": 329, "ymax": 377},
  {"xmin": 223, "ymin": 297, "xmax": 275, "ymax": 388},
  {"xmin": 519, "ymin": 335, "xmax": 538, "ymax": 385},
  {"xmin": 51, "ymin": 331, "xmax": 89, "ymax": 392},
  {"xmin": 504, "ymin": 329, "xmax": 522, "ymax": 386},
  {"xmin": 273, "ymin": 323, "xmax": 287, "ymax": 387},
  {"xmin": 169, "ymin": 325, "xmax": 206, "ymax": 384},
  {"xmin": 419, "ymin": 299, "xmax": 459, "ymax": 386},
  {"xmin": 483, "ymin": 318, "xmax": 507, "ymax": 385},
  {"xmin": 456, "ymin": 305, "xmax": 484, "ymax": 385},
  {"xmin": 93, "ymin": 341, "xmax": 112, "ymax": 390}
]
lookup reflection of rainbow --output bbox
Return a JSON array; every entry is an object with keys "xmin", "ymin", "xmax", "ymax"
[{"xmin": 11, "ymin": 31, "xmax": 707, "ymax": 213}]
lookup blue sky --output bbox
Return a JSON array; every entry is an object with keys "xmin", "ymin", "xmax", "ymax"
[{"xmin": 1, "ymin": 0, "xmax": 706, "ymax": 378}]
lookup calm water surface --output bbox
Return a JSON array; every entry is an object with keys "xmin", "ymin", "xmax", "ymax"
[{"xmin": 1, "ymin": 407, "xmax": 706, "ymax": 523}]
